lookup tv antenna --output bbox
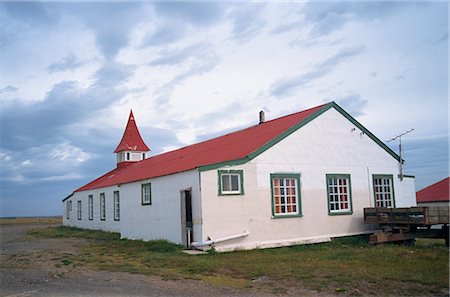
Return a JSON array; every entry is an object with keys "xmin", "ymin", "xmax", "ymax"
[{"xmin": 387, "ymin": 128, "xmax": 414, "ymax": 181}]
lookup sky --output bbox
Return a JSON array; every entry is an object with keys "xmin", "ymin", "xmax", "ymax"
[{"xmin": 0, "ymin": 1, "xmax": 448, "ymax": 217}]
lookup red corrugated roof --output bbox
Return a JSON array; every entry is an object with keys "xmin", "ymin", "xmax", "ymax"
[
  {"xmin": 416, "ymin": 177, "xmax": 450, "ymax": 203},
  {"xmin": 76, "ymin": 103, "xmax": 328, "ymax": 192},
  {"xmin": 113, "ymin": 110, "xmax": 150, "ymax": 153}
]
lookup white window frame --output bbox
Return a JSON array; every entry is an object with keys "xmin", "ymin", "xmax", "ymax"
[
  {"xmin": 326, "ymin": 174, "xmax": 353, "ymax": 215},
  {"xmin": 271, "ymin": 174, "xmax": 302, "ymax": 217},
  {"xmin": 77, "ymin": 200, "xmax": 82, "ymax": 220},
  {"xmin": 114, "ymin": 191, "xmax": 120, "ymax": 221},
  {"xmin": 373, "ymin": 175, "xmax": 395, "ymax": 208},
  {"xmin": 66, "ymin": 201, "xmax": 71, "ymax": 219},
  {"xmin": 88, "ymin": 195, "xmax": 93, "ymax": 220},
  {"xmin": 218, "ymin": 170, "xmax": 244, "ymax": 195},
  {"xmin": 142, "ymin": 183, "xmax": 151, "ymax": 205},
  {"xmin": 100, "ymin": 193, "xmax": 106, "ymax": 220}
]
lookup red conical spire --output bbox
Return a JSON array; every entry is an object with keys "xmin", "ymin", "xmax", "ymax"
[{"xmin": 114, "ymin": 110, "xmax": 150, "ymax": 153}]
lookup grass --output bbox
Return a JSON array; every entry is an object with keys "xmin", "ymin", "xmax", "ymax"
[
  {"xmin": 0, "ymin": 216, "xmax": 62, "ymax": 225},
  {"xmin": 26, "ymin": 226, "xmax": 449, "ymax": 296}
]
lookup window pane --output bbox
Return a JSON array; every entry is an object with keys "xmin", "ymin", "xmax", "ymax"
[
  {"xmin": 272, "ymin": 176, "xmax": 300, "ymax": 215},
  {"xmin": 222, "ymin": 175, "xmax": 230, "ymax": 191},
  {"xmin": 231, "ymin": 174, "xmax": 239, "ymax": 191},
  {"xmin": 327, "ymin": 176, "xmax": 351, "ymax": 213}
]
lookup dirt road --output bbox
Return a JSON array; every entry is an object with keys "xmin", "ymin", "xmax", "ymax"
[{"xmin": 0, "ymin": 223, "xmax": 325, "ymax": 297}]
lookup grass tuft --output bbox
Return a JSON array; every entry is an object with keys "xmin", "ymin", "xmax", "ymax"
[{"xmin": 144, "ymin": 240, "xmax": 181, "ymax": 253}]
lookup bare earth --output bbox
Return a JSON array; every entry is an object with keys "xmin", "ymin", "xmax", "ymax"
[{"xmin": 0, "ymin": 223, "xmax": 330, "ymax": 297}]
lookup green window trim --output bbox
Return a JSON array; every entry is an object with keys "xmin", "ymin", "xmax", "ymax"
[
  {"xmin": 218, "ymin": 170, "xmax": 244, "ymax": 196},
  {"xmin": 372, "ymin": 174, "xmax": 396, "ymax": 208},
  {"xmin": 326, "ymin": 174, "xmax": 353, "ymax": 216},
  {"xmin": 270, "ymin": 173, "xmax": 302, "ymax": 218},
  {"xmin": 142, "ymin": 183, "xmax": 152, "ymax": 205}
]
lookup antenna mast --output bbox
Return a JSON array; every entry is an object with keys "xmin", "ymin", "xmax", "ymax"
[{"xmin": 387, "ymin": 128, "xmax": 414, "ymax": 181}]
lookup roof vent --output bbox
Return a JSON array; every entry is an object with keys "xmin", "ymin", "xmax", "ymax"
[{"xmin": 259, "ymin": 110, "xmax": 265, "ymax": 124}]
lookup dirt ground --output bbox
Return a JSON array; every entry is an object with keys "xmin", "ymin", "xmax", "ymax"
[{"xmin": 0, "ymin": 223, "xmax": 330, "ymax": 297}]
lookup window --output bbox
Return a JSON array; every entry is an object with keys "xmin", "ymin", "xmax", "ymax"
[
  {"xmin": 142, "ymin": 183, "xmax": 152, "ymax": 205},
  {"xmin": 114, "ymin": 191, "xmax": 120, "ymax": 221},
  {"xmin": 77, "ymin": 200, "xmax": 82, "ymax": 220},
  {"xmin": 66, "ymin": 201, "xmax": 71, "ymax": 219},
  {"xmin": 218, "ymin": 170, "xmax": 244, "ymax": 195},
  {"xmin": 100, "ymin": 193, "xmax": 106, "ymax": 220},
  {"xmin": 126, "ymin": 152, "xmax": 130, "ymax": 161},
  {"xmin": 142, "ymin": 153, "xmax": 145, "ymax": 160},
  {"xmin": 373, "ymin": 175, "xmax": 395, "ymax": 208},
  {"xmin": 326, "ymin": 174, "xmax": 353, "ymax": 215},
  {"xmin": 270, "ymin": 174, "xmax": 302, "ymax": 217},
  {"xmin": 88, "ymin": 195, "xmax": 93, "ymax": 220}
]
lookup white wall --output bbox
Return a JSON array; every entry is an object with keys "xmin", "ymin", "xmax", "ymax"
[
  {"xmin": 119, "ymin": 170, "xmax": 201, "ymax": 244},
  {"xmin": 117, "ymin": 151, "xmax": 145, "ymax": 163},
  {"xmin": 62, "ymin": 185, "xmax": 121, "ymax": 233},
  {"xmin": 394, "ymin": 176, "xmax": 417, "ymax": 207},
  {"xmin": 199, "ymin": 107, "xmax": 416, "ymax": 251}
]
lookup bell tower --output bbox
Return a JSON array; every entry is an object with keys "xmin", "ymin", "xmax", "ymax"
[{"xmin": 114, "ymin": 110, "xmax": 150, "ymax": 167}]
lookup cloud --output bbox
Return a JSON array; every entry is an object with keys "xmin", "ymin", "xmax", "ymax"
[
  {"xmin": 140, "ymin": 2, "xmax": 224, "ymax": 48},
  {"xmin": 93, "ymin": 61, "xmax": 135, "ymax": 88},
  {"xmin": 149, "ymin": 43, "xmax": 212, "ymax": 67},
  {"xmin": 400, "ymin": 135, "xmax": 449, "ymax": 190},
  {"xmin": 0, "ymin": 2, "xmax": 57, "ymax": 26},
  {"xmin": 154, "ymin": 43, "xmax": 220, "ymax": 107},
  {"xmin": 47, "ymin": 53, "xmax": 84, "ymax": 73},
  {"xmin": 302, "ymin": 2, "xmax": 412, "ymax": 37},
  {"xmin": 336, "ymin": 94, "xmax": 368, "ymax": 117},
  {"xmin": 56, "ymin": 2, "xmax": 148, "ymax": 58},
  {"xmin": 0, "ymin": 61, "xmax": 135, "ymax": 153},
  {"xmin": 228, "ymin": 4, "xmax": 267, "ymax": 43},
  {"xmin": 270, "ymin": 46, "xmax": 365, "ymax": 97},
  {"xmin": 153, "ymin": 2, "xmax": 223, "ymax": 27},
  {"xmin": 141, "ymin": 23, "xmax": 186, "ymax": 47},
  {"xmin": 0, "ymin": 85, "xmax": 18, "ymax": 99}
]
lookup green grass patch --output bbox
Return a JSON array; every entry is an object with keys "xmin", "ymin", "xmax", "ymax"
[
  {"xmin": 28, "ymin": 226, "xmax": 449, "ymax": 296},
  {"xmin": 28, "ymin": 226, "xmax": 120, "ymax": 241}
]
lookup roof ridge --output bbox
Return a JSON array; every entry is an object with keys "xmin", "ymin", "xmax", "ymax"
[{"xmin": 73, "ymin": 102, "xmax": 339, "ymax": 192}]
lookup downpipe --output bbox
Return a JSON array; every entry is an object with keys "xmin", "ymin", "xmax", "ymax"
[{"xmin": 191, "ymin": 230, "xmax": 249, "ymax": 248}]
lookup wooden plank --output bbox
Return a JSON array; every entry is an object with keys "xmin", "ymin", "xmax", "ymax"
[
  {"xmin": 364, "ymin": 206, "xmax": 450, "ymax": 225},
  {"xmin": 369, "ymin": 229, "xmax": 446, "ymax": 244}
]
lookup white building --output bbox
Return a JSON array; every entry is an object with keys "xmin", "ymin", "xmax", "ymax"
[{"xmin": 63, "ymin": 102, "xmax": 416, "ymax": 252}]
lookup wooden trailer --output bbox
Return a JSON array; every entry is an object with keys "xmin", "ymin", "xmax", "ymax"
[{"xmin": 364, "ymin": 206, "xmax": 449, "ymax": 246}]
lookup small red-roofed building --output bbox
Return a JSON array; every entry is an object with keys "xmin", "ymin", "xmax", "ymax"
[
  {"xmin": 62, "ymin": 102, "xmax": 416, "ymax": 251},
  {"xmin": 416, "ymin": 177, "xmax": 450, "ymax": 207}
]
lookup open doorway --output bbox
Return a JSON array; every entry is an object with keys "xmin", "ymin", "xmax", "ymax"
[{"xmin": 180, "ymin": 189, "xmax": 193, "ymax": 248}]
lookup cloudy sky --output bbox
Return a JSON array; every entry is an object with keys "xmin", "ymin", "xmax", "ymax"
[{"xmin": 0, "ymin": 1, "xmax": 448, "ymax": 217}]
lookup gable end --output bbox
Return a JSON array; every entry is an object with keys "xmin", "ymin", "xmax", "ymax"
[{"xmin": 198, "ymin": 102, "xmax": 400, "ymax": 172}]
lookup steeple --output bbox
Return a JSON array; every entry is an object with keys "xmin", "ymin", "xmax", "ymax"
[{"xmin": 114, "ymin": 110, "xmax": 150, "ymax": 167}]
